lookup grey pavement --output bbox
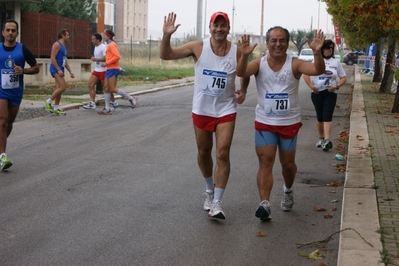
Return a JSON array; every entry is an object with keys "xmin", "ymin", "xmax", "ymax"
[{"xmin": 17, "ymin": 67, "xmax": 392, "ymax": 265}]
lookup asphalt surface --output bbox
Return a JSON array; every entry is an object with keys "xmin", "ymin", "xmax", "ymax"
[{"xmin": 0, "ymin": 65, "xmax": 385, "ymax": 265}]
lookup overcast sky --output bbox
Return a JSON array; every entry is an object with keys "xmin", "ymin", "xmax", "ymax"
[{"xmin": 147, "ymin": 0, "xmax": 331, "ymax": 39}]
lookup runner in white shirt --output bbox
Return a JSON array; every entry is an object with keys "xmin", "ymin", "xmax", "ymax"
[
  {"xmin": 303, "ymin": 39, "xmax": 347, "ymax": 151},
  {"xmin": 237, "ymin": 27, "xmax": 325, "ymax": 221}
]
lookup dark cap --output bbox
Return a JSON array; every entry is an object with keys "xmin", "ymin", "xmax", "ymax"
[{"xmin": 209, "ymin": 11, "xmax": 230, "ymax": 23}]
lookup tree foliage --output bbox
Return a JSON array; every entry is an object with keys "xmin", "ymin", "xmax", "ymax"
[
  {"xmin": 324, "ymin": 0, "xmax": 399, "ymax": 112},
  {"xmin": 21, "ymin": 0, "xmax": 96, "ymax": 22}
]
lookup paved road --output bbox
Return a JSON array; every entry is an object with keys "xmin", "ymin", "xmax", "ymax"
[{"xmin": 0, "ymin": 72, "xmax": 352, "ymax": 265}]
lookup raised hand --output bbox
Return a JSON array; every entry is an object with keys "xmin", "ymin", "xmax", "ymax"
[
  {"xmin": 163, "ymin": 12, "xmax": 181, "ymax": 36},
  {"xmin": 307, "ymin": 29, "xmax": 325, "ymax": 52},
  {"xmin": 238, "ymin": 34, "xmax": 258, "ymax": 56}
]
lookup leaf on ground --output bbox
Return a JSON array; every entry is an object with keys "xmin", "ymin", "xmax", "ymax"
[
  {"xmin": 256, "ymin": 231, "xmax": 267, "ymax": 237},
  {"xmin": 385, "ymin": 130, "xmax": 397, "ymax": 134},
  {"xmin": 386, "ymin": 153, "xmax": 396, "ymax": 157},
  {"xmin": 356, "ymin": 135, "xmax": 365, "ymax": 140},
  {"xmin": 314, "ymin": 207, "xmax": 327, "ymax": 212},
  {"xmin": 326, "ymin": 181, "xmax": 340, "ymax": 187},
  {"xmin": 331, "ymin": 199, "xmax": 339, "ymax": 203},
  {"xmin": 298, "ymin": 249, "xmax": 324, "ymax": 260},
  {"xmin": 331, "ymin": 207, "xmax": 338, "ymax": 211},
  {"xmin": 324, "ymin": 214, "xmax": 333, "ymax": 219}
]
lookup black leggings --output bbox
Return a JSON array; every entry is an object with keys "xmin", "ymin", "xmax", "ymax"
[{"xmin": 311, "ymin": 90, "xmax": 337, "ymax": 122}]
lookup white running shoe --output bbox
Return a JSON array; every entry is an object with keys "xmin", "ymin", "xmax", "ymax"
[
  {"xmin": 83, "ymin": 102, "xmax": 96, "ymax": 110},
  {"xmin": 203, "ymin": 191, "xmax": 214, "ymax": 211},
  {"xmin": 129, "ymin": 96, "xmax": 138, "ymax": 108},
  {"xmin": 281, "ymin": 189, "xmax": 294, "ymax": 211},
  {"xmin": 208, "ymin": 200, "xmax": 225, "ymax": 220},
  {"xmin": 255, "ymin": 200, "xmax": 272, "ymax": 221},
  {"xmin": 110, "ymin": 101, "xmax": 119, "ymax": 109},
  {"xmin": 316, "ymin": 138, "xmax": 324, "ymax": 148}
]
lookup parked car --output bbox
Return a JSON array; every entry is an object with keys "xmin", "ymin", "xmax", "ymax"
[
  {"xmin": 343, "ymin": 52, "xmax": 365, "ymax": 65},
  {"xmin": 298, "ymin": 48, "xmax": 314, "ymax": 62},
  {"xmin": 286, "ymin": 50, "xmax": 299, "ymax": 58}
]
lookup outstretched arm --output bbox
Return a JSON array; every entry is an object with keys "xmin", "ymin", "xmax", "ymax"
[
  {"xmin": 236, "ymin": 34, "xmax": 258, "ymax": 77},
  {"xmin": 297, "ymin": 29, "xmax": 326, "ymax": 77},
  {"xmin": 160, "ymin": 12, "xmax": 196, "ymax": 60}
]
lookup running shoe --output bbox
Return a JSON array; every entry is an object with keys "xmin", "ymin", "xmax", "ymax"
[
  {"xmin": 208, "ymin": 200, "xmax": 225, "ymax": 220},
  {"xmin": 281, "ymin": 189, "xmax": 294, "ymax": 211},
  {"xmin": 83, "ymin": 102, "xmax": 96, "ymax": 110},
  {"xmin": 316, "ymin": 138, "xmax": 324, "ymax": 148},
  {"xmin": 97, "ymin": 108, "xmax": 112, "ymax": 115},
  {"xmin": 0, "ymin": 153, "xmax": 12, "ymax": 171},
  {"xmin": 110, "ymin": 101, "xmax": 119, "ymax": 109},
  {"xmin": 322, "ymin": 139, "xmax": 333, "ymax": 151},
  {"xmin": 203, "ymin": 190, "xmax": 214, "ymax": 211},
  {"xmin": 52, "ymin": 109, "xmax": 66, "ymax": 116},
  {"xmin": 128, "ymin": 96, "xmax": 138, "ymax": 108},
  {"xmin": 255, "ymin": 200, "xmax": 272, "ymax": 221},
  {"xmin": 43, "ymin": 101, "xmax": 53, "ymax": 113}
]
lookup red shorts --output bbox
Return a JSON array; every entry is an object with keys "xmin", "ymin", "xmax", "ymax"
[
  {"xmin": 192, "ymin": 113, "xmax": 237, "ymax": 132},
  {"xmin": 92, "ymin": 71, "xmax": 105, "ymax": 81},
  {"xmin": 255, "ymin": 121, "xmax": 302, "ymax": 139}
]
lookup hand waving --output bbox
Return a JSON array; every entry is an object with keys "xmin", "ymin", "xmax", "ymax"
[
  {"xmin": 163, "ymin": 12, "xmax": 181, "ymax": 36},
  {"xmin": 306, "ymin": 29, "xmax": 325, "ymax": 52},
  {"xmin": 238, "ymin": 34, "xmax": 258, "ymax": 56}
]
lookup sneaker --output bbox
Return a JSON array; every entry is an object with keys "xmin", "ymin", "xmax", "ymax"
[
  {"xmin": 110, "ymin": 101, "xmax": 119, "ymax": 109},
  {"xmin": 43, "ymin": 101, "xmax": 53, "ymax": 113},
  {"xmin": 208, "ymin": 201, "xmax": 225, "ymax": 220},
  {"xmin": 128, "ymin": 96, "xmax": 138, "ymax": 108},
  {"xmin": 203, "ymin": 191, "xmax": 214, "ymax": 211},
  {"xmin": 255, "ymin": 200, "xmax": 272, "ymax": 221},
  {"xmin": 52, "ymin": 109, "xmax": 66, "ymax": 116},
  {"xmin": 281, "ymin": 189, "xmax": 294, "ymax": 211},
  {"xmin": 322, "ymin": 139, "xmax": 333, "ymax": 151},
  {"xmin": 316, "ymin": 138, "xmax": 324, "ymax": 148},
  {"xmin": 0, "ymin": 154, "xmax": 12, "ymax": 171},
  {"xmin": 97, "ymin": 108, "xmax": 112, "ymax": 115},
  {"xmin": 83, "ymin": 102, "xmax": 96, "ymax": 110}
]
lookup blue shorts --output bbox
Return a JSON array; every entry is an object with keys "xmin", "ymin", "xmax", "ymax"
[
  {"xmin": 105, "ymin": 69, "xmax": 120, "ymax": 79},
  {"xmin": 0, "ymin": 88, "xmax": 23, "ymax": 107},
  {"xmin": 50, "ymin": 66, "xmax": 64, "ymax": 78},
  {"xmin": 255, "ymin": 130, "xmax": 298, "ymax": 151}
]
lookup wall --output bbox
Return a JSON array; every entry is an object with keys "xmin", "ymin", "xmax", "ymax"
[{"xmin": 24, "ymin": 59, "xmax": 93, "ymax": 87}]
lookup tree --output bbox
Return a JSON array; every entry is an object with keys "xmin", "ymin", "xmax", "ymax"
[
  {"xmin": 289, "ymin": 30, "xmax": 314, "ymax": 54},
  {"xmin": 21, "ymin": 0, "xmax": 96, "ymax": 22},
  {"xmin": 325, "ymin": 0, "xmax": 399, "ymax": 112}
]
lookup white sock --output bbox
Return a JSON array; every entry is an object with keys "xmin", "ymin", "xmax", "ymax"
[
  {"xmin": 214, "ymin": 188, "xmax": 225, "ymax": 202},
  {"xmin": 116, "ymin": 89, "xmax": 131, "ymax": 100},
  {"xmin": 204, "ymin": 176, "xmax": 214, "ymax": 192},
  {"xmin": 283, "ymin": 184, "xmax": 292, "ymax": 193},
  {"xmin": 104, "ymin": 93, "xmax": 111, "ymax": 110}
]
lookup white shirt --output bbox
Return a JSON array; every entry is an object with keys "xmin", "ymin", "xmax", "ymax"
[
  {"xmin": 310, "ymin": 57, "xmax": 346, "ymax": 93},
  {"xmin": 93, "ymin": 43, "xmax": 107, "ymax": 73}
]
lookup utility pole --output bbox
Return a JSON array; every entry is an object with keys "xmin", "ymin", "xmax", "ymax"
[
  {"xmin": 98, "ymin": 0, "xmax": 104, "ymax": 33},
  {"xmin": 260, "ymin": 0, "xmax": 264, "ymax": 56},
  {"xmin": 232, "ymin": 0, "xmax": 235, "ymax": 40}
]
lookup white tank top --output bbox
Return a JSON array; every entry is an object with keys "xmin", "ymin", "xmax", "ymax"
[
  {"xmin": 255, "ymin": 55, "xmax": 301, "ymax": 126},
  {"xmin": 192, "ymin": 38, "xmax": 237, "ymax": 117}
]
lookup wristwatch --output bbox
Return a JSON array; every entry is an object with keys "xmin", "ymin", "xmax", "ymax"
[{"xmin": 336, "ymin": 85, "xmax": 340, "ymax": 90}]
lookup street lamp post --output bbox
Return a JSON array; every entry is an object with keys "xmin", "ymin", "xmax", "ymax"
[
  {"xmin": 203, "ymin": 0, "xmax": 207, "ymax": 38},
  {"xmin": 260, "ymin": 0, "xmax": 264, "ymax": 56}
]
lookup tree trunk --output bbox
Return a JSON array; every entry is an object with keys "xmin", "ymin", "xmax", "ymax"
[
  {"xmin": 379, "ymin": 35, "xmax": 395, "ymax": 94},
  {"xmin": 372, "ymin": 39, "xmax": 382, "ymax": 82}
]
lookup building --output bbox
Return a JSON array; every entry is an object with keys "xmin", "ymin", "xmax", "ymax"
[{"xmin": 114, "ymin": 0, "xmax": 148, "ymax": 44}]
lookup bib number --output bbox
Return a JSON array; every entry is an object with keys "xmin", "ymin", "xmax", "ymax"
[
  {"xmin": 201, "ymin": 69, "xmax": 228, "ymax": 96},
  {"xmin": 1, "ymin": 69, "xmax": 19, "ymax": 89},
  {"xmin": 264, "ymin": 93, "xmax": 290, "ymax": 116}
]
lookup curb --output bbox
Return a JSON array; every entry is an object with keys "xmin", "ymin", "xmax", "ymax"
[
  {"xmin": 337, "ymin": 65, "xmax": 383, "ymax": 265},
  {"xmin": 60, "ymin": 82, "xmax": 195, "ymax": 112}
]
